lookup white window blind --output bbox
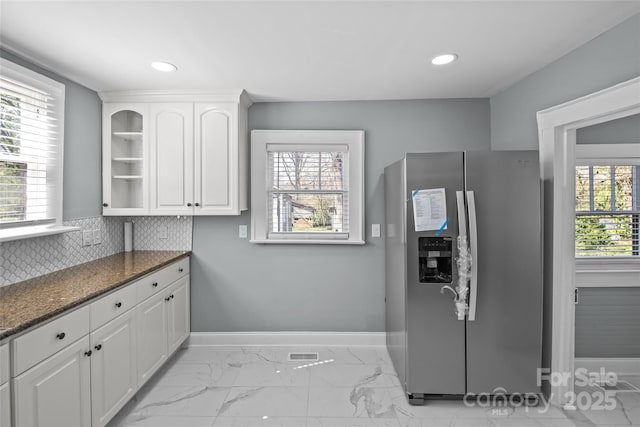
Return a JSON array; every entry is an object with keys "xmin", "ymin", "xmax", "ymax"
[
  {"xmin": 0, "ymin": 58, "xmax": 64, "ymax": 229},
  {"xmin": 268, "ymin": 144, "xmax": 349, "ymax": 238},
  {"xmin": 575, "ymin": 164, "xmax": 639, "ymax": 257}
]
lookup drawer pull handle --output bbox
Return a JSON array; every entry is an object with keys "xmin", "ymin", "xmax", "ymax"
[
  {"xmin": 94, "ymin": 344, "xmax": 102, "ymax": 351},
  {"xmin": 187, "ymin": 203, "xmax": 192, "ymax": 207},
  {"xmin": 195, "ymin": 203, "xmax": 200, "ymax": 207},
  {"xmin": 56, "ymin": 332, "xmax": 66, "ymax": 340},
  {"xmin": 170, "ymin": 294, "xmax": 175, "ymax": 299},
  {"xmin": 178, "ymin": 268, "xmax": 184, "ymax": 273},
  {"xmin": 84, "ymin": 350, "xmax": 93, "ymax": 357},
  {"xmin": 152, "ymin": 282, "xmax": 158, "ymax": 288},
  {"xmin": 115, "ymin": 302, "xmax": 122, "ymax": 308},
  {"xmin": 165, "ymin": 296, "xmax": 171, "ymax": 302}
]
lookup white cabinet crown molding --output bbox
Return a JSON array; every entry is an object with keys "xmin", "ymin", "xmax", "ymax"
[{"xmin": 98, "ymin": 89, "xmax": 252, "ymax": 107}]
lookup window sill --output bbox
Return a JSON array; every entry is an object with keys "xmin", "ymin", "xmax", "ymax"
[
  {"xmin": 250, "ymin": 239, "xmax": 365, "ymax": 245},
  {"xmin": 0, "ymin": 225, "xmax": 80, "ymax": 243},
  {"xmin": 575, "ymin": 257, "xmax": 640, "ymax": 288}
]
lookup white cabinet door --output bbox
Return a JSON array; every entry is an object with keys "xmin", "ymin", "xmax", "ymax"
[
  {"xmin": 0, "ymin": 382, "xmax": 9, "ymax": 427},
  {"xmin": 13, "ymin": 336, "xmax": 91, "ymax": 427},
  {"xmin": 167, "ymin": 276, "xmax": 191, "ymax": 355},
  {"xmin": 149, "ymin": 103, "xmax": 194, "ymax": 215},
  {"xmin": 103, "ymin": 103, "xmax": 149, "ymax": 215},
  {"xmin": 195, "ymin": 102, "xmax": 238, "ymax": 215},
  {"xmin": 136, "ymin": 291, "xmax": 168, "ymax": 388},
  {"xmin": 90, "ymin": 310, "xmax": 137, "ymax": 427}
]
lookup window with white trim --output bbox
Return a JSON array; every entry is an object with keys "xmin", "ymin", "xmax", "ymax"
[
  {"xmin": 251, "ymin": 130, "xmax": 364, "ymax": 244},
  {"xmin": 575, "ymin": 144, "xmax": 639, "ymax": 257},
  {"xmin": 0, "ymin": 58, "xmax": 65, "ymax": 235}
]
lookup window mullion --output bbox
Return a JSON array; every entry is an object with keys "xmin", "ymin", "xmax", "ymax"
[
  {"xmin": 589, "ymin": 166, "xmax": 594, "ymax": 211},
  {"xmin": 610, "ymin": 165, "xmax": 616, "ymax": 211}
]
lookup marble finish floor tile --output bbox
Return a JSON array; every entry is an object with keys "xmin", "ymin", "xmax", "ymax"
[
  {"xmin": 212, "ymin": 416, "xmax": 309, "ymax": 426},
  {"xmin": 108, "ymin": 345, "xmax": 640, "ymax": 427},
  {"xmin": 108, "ymin": 415, "xmax": 216, "ymax": 427},
  {"xmin": 307, "ymin": 386, "xmax": 397, "ymax": 418},
  {"xmin": 124, "ymin": 384, "xmax": 231, "ymax": 417},
  {"xmin": 219, "ymin": 387, "xmax": 309, "ymax": 417}
]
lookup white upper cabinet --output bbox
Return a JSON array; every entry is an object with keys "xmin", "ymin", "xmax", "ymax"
[
  {"xmin": 100, "ymin": 91, "xmax": 251, "ymax": 216},
  {"xmin": 102, "ymin": 104, "xmax": 149, "ymax": 215},
  {"xmin": 149, "ymin": 103, "xmax": 194, "ymax": 215},
  {"xmin": 195, "ymin": 102, "xmax": 248, "ymax": 215}
]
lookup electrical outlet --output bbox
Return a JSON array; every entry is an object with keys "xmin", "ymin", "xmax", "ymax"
[
  {"xmin": 158, "ymin": 225, "xmax": 168, "ymax": 239},
  {"xmin": 238, "ymin": 225, "xmax": 248, "ymax": 238},
  {"xmin": 93, "ymin": 229, "xmax": 102, "ymax": 245},
  {"xmin": 82, "ymin": 230, "xmax": 93, "ymax": 246},
  {"xmin": 372, "ymin": 223, "xmax": 381, "ymax": 238}
]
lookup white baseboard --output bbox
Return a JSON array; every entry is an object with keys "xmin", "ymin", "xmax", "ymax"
[
  {"xmin": 186, "ymin": 332, "xmax": 386, "ymax": 347},
  {"xmin": 575, "ymin": 358, "xmax": 640, "ymax": 375}
]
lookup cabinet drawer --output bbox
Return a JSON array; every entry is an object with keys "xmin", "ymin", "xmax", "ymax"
[
  {"xmin": 12, "ymin": 305, "xmax": 90, "ymax": 376},
  {"xmin": 90, "ymin": 283, "xmax": 137, "ymax": 329},
  {"xmin": 0, "ymin": 344, "xmax": 7, "ymax": 384},
  {"xmin": 136, "ymin": 257, "xmax": 189, "ymax": 303}
]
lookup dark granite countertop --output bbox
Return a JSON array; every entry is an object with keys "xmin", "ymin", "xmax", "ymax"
[{"xmin": 0, "ymin": 251, "xmax": 190, "ymax": 341}]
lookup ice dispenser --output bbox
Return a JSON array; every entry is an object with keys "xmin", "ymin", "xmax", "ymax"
[{"xmin": 418, "ymin": 237, "xmax": 453, "ymax": 283}]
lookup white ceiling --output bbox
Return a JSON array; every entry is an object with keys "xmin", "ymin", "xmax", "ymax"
[{"xmin": 1, "ymin": 1, "xmax": 639, "ymax": 102}]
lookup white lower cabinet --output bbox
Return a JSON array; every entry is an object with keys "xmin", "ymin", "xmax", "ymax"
[
  {"xmin": 137, "ymin": 274, "xmax": 190, "ymax": 387},
  {"xmin": 136, "ymin": 288, "xmax": 169, "ymax": 387},
  {"xmin": 1, "ymin": 343, "xmax": 9, "ymax": 427},
  {"xmin": 0, "ymin": 382, "xmax": 9, "ymax": 427},
  {"xmin": 13, "ymin": 336, "xmax": 92, "ymax": 427},
  {"xmin": 167, "ymin": 276, "xmax": 190, "ymax": 355},
  {"xmin": 90, "ymin": 309, "xmax": 137, "ymax": 427},
  {"xmin": 10, "ymin": 257, "xmax": 190, "ymax": 427}
]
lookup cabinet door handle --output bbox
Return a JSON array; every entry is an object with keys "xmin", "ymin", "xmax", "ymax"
[
  {"xmin": 103, "ymin": 203, "xmax": 109, "ymax": 207},
  {"xmin": 195, "ymin": 203, "xmax": 200, "ymax": 207},
  {"xmin": 94, "ymin": 344, "xmax": 102, "ymax": 351},
  {"xmin": 165, "ymin": 296, "xmax": 171, "ymax": 302},
  {"xmin": 178, "ymin": 268, "xmax": 184, "ymax": 273},
  {"xmin": 115, "ymin": 302, "xmax": 122, "ymax": 308},
  {"xmin": 187, "ymin": 203, "xmax": 192, "ymax": 207},
  {"xmin": 84, "ymin": 350, "xmax": 93, "ymax": 357},
  {"xmin": 152, "ymin": 282, "xmax": 159, "ymax": 288},
  {"xmin": 56, "ymin": 332, "xmax": 66, "ymax": 340},
  {"xmin": 170, "ymin": 294, "xmax": 174, "ymax": 299}
]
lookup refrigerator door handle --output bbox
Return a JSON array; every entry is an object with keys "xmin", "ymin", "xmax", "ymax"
[
  {"xmin": 456, "ymin": 191, "xmax": 467, "ymax": 241},
  {"xmin": 467, "ymin": 190, "xmax": 479, "ymax": 321}
]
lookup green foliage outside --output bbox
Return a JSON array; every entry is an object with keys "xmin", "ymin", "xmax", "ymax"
[
  {"xmin": 575, "ymin": 165, "xmax": 637, "ymax": 256},
  {"xmin": 0, "ymin": 94, "xmax": 26, "ymax": 223}
]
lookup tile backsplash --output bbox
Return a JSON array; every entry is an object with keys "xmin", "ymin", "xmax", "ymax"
[{"xmin": 1, "ymin": 215, "xmax": 192, "ymax": 287}]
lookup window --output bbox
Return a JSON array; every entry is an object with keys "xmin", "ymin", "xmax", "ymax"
[
  {"xmin": 0, "ymin": 58, "xmax": 65, "ymax": 239},
  {"xmin": 251, "ymin": 130, "xmax": 364, "ymax": 244},
  {"xmin": 575, "ymin": 145, "xmax": 639, "ymax": 257}
]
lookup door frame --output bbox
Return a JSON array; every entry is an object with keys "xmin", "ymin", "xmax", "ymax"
[{"xmin": 536, "ymin": 76, "xmax": 640, "ymax": 406}]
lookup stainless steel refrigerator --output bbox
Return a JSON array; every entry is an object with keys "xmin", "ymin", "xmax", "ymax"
[{"xmin": 384, "ymin": 151, "xmax": 543, "ymax": 404}]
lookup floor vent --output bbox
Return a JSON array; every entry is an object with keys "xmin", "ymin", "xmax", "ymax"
[
  {"xmin": 288, "ymin": 352, "xmax": 319, "ymax": 362},
  {"xmin": 602, "ymin": 381, "xmax": 640, "ymax": 392}
]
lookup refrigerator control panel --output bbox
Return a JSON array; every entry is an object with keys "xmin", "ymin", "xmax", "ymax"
[{"xmin": 418, "ymin": 237, "xmax": 453, "ymax": 284}]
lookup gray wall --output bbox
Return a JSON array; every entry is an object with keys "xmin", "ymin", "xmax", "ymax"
[
  {"xmin": 190, "ymin": 100, "xmax": 490, "ymax": 332},
  {"xmin": 0, "ymin": 49, "xmax": 102, "ymax": 220},
  {"xmin": 489, "ymin": 13, "xmax": 640, "ymax": 370},
  {"xmin": 574, "ymin": 115, "xmax": 640, "ymax": 358},
  {"xmin": 577, "ymin": 113, "xmax": 640, "ymax": 144},
  {"xmin": 575, "ymin": 288, "xmax": 640, "ymax": 358},
  {"xmin": 490, "ymin": 13, "xmax": 640, "ymax": 150}
]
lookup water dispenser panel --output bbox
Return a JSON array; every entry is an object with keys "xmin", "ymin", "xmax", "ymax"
[{"xmin": 418, "ymin": 237, "xmax": 453, "ymax": 284}]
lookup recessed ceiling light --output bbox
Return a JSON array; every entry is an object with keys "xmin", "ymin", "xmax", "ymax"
[
  {"xmin": 151, "ymin": 61, "xmax": 177, "ymax": 72},
  {"xmin": 431, "ymin": 54, "xmax": 458, "ymax": 66}
]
